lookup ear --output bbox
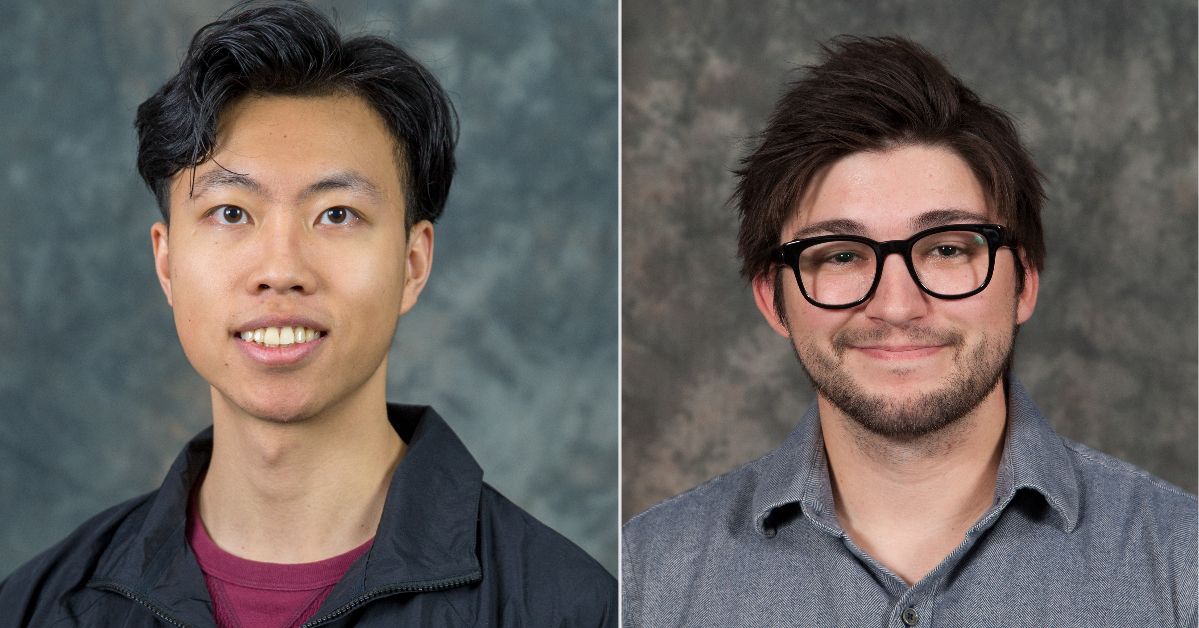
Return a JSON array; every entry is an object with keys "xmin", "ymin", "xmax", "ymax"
[
  {"xmin": 151, "ymin": 222, "xmax": 173, "ymax": 307},
  {"xmin": 398, "ymin": 219, "xmax": 434, "ymax": 316},
  {"xmin": 752, "ymin": 269, "xmax": 792, "ymax": 339},
  {"xmin": 1015, "ymin": 253, "xmax": 1039, "ymax": 325}
]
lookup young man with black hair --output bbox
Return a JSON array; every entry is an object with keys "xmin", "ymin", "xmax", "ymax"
[
  {"xmin": 622, "ymin": 36, "xmax": 1196, "ymax": 627},
  {"xmin": 0, "ymin": 2, "xmax": 615, "ymax": 626}
]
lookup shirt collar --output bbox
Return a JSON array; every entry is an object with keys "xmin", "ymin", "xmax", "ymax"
[
  {"xmin": 751, "ymin": 400, "xmax": 836, "ymax": 536},
  {"xmin": 995, "ymin": 377, "xmax": 1080, "ymax": 532},
  {"xmin": 752, "ymin": 376, "xmax": 1081, "ymax": 537}
]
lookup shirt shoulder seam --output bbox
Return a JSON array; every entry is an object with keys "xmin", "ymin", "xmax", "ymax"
[
  {"xmin": 625, "ymin": 450, "xmax": 778, "ymax": 527},
  {"xmin": 1062, "ymin": 437, "xmax": 1195, "ymax": 500}
]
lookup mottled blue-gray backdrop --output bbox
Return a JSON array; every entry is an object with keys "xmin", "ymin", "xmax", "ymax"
[
  {"xmin": 623, "ymin": 0, "xmax": 1197, "ymax": 519},
  {"xmin": 0, "ymin": 0, "xmax": 617, "ymax": 576}
]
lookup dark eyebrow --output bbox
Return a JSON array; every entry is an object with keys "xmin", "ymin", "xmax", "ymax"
[
  {"xmin": 297, "ymin": 171, "xmax": 385, "ymax": 204},
  {"xmin": 190, "ymin": 169, "xmax": 386, "ymax": 207},
  {"xmin": 910, "ymin": 209, "xmax": 992, "ymax": 232},
  {"xmin": 788, "ymin": 219, "xmax": 868, "ymax": 241},
  {"xmin": 786, "ymin": 210, "xmax": 992, "ymax": 243},
  {"xmin": 191, "ymin": 168, "xmax": 268, "ymax": 200}
]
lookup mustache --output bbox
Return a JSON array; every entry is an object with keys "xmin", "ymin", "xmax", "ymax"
[{"xmin": 830, "ymin": 325, "xmax": 965, "ymax": 355}]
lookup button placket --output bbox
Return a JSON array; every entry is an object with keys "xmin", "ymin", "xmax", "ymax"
[{"xmin": 891, "ymin": 583, "xmax": 932, "ymax": 628}]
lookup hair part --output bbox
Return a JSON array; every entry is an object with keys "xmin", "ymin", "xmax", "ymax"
[
  {"xmin": 135, "ymin": 0, "xmax": 458, "ymax": 228},
  {"xmin": 733, "ymin": 36, "xmax": 1045, "ymax": 293}
]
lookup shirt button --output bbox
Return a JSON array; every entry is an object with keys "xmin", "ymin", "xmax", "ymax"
[{"xmin": 901, "ymin": 607, "xmax": 919, "ymax": 626}]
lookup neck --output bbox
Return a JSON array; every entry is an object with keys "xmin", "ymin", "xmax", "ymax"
[
  {"xmin": 197, "ymin": 363, "xmax": 404, "ymax": 563},
  {"xmin": 820, "ymin": 382, "xmax": 1007, "ymax": 585}
]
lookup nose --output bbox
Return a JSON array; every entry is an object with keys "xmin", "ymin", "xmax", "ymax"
[
  {"xmin": 860, "ymin": 252, "xmax": 928, "ymax": 325},
  {"xmin": 245, "ymin": 216, "xmax": 316, "ymax": 295}
]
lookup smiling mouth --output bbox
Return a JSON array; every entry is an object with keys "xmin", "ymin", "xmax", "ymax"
[
  {"xmin": 853, "ymin": 345, "xmax": 946, "ymax": 357},
  {"xmin": 860, "ymin": 345, "xmax": 940, "ymax": 352},
  {"xmin": 238, "ymin": 326, "xmax": 324, "ymax": 348}
]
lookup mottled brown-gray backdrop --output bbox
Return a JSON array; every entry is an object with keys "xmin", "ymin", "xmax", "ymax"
[
  {"xmin": 0, "ymin": 0, "xmax": 617, "ymax": 576},
  {"xmin": 623, "ymin": 0, "xmax": 1197, "ymax": 520}
]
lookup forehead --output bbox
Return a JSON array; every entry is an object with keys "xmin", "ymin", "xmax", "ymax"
[
  {"xmin": 173, "ymin": 93, "xmax": 404, "ymax": 207},
  {"xmin": 216, "ymin": 92, "xmax": 396, "ymax": 157},
  {"xmin": 786, "ymin": 145, "xmax": 991, "ymax": 239}
]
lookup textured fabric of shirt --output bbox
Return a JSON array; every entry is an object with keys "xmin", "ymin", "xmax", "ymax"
[
  {"xmin": 622, "ymin": 377, "xmax": 1198, "ymax": 628},
  {"xmin": 187, "ymin": 491, "xmax": 372, "ymax": 628}
]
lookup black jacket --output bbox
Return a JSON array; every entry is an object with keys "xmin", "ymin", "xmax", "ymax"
[{"xmin": 0, "ymin": 405, "xmax": 616, "ymax": 627}]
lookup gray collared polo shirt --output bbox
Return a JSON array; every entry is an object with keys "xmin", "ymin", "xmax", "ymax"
[{"xmin": 622, "ymin": 378, "xmax": 1197, "ymax": 627}]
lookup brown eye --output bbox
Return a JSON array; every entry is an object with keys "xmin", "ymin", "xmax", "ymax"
[
  {"xmin": 214, "ymin": 205, "xmax": 248, "ymax": 224},
  {"xmin": 318, "ymin": 207, "xmax": 357, "ymax": 225}
]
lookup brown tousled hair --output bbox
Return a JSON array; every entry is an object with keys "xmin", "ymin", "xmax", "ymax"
[{"xmin": 733, "ymin": 36, "xmax": 1045, "ymax": 290}]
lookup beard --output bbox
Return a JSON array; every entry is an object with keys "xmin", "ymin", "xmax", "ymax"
[{"xmin": 791, "ymin": 321, "xmax": 1018, "ymax": 440}]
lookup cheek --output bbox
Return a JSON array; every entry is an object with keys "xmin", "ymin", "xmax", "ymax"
[
  {"xmin": 166, "ymin": 242, "xmax": 238, "ymax": 371},
  {"xmin": 975, "ymin": 270, "xmax": 1023, "ymax": 327},
  {"xmin": 169, "ymin": 242, "xmax": 227, "ymax": 326},
  {"xmin": 330, "ymin": 247, "xmax": 407, "ymax": 319},
  {"xmin": 784, "ymin": 281, "xmax": 853, "ymax": 344},
  {"xmin": 941, "ymin": 291, "xmax": 1019, "ymax": 343}
]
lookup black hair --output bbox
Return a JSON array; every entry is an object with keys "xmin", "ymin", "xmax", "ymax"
[{"xmin": 135, "ymin": 0, "xmax": 457, "ymax": 227}]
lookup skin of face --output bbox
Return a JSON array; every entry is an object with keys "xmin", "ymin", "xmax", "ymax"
[
  {"xmin": 150, "ymin": 93, "xmax": 433, "ymax": 424},
  {"xmin": 753, "ymin": 144, "xmax": 1039, "ymax": 437}
]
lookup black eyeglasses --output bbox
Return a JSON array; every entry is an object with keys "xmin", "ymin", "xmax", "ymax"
[{"xmin": 771, "ymin": 224, "xmax": 1009, "ymax": 310}]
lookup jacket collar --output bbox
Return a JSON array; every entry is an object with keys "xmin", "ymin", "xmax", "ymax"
[
  {"xmin": 89, "ymin": 404, "xmax": 484, "ymax": 627},
  {"xmin": 326, "ymin": 404, "xmax": 484, "ymax": 601},
  {"xmin": 752, "ymin": 376, "xmax": 1081, "ymax": 538}
]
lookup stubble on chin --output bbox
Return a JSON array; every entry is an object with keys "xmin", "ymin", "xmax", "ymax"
[{"xmin": 793, "ymin": 323, "xmax": 1017, "ymax": 441}]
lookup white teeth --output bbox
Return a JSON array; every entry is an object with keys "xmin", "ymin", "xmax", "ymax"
[{"xmin": 239, "ymin": 326, "xmax": 322, "ymax": 348}]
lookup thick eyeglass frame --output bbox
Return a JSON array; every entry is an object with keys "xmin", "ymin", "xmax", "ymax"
[{"xmin": 771, "ymin": 223, "xmax": 1009, "ymax": 310}]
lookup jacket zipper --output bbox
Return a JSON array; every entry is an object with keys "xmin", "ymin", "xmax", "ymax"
[
  {"xmin": 90, "ymin": 570, "xmax": 481, "ymax": 628},
  {"xmin": 88, "ymin": 581, "xmax": 195, "ymax": 628},
  {"xmin": 300, "ymin": 570, "xmax": 482, "ymax": 627}
]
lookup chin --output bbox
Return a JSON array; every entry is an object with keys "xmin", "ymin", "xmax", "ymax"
[
  {"xmin": 861, "ymin": 373, "xmax": 950, "ymax": 399},
  {"xmin": 215, "ymin": 386, "xmax": 323, "ymax": 424}
]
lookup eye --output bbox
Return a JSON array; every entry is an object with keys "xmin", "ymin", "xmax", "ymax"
[
  {"xmin": 212, "ymin": 205, "xmax": 249, "ymax": 225},
  {"xmin": 824, "ymin": 250, "xmax": 862, "ymax": 265},
  {"xmin": 317, "ymin": 207, "xmax": 358, "ymax": 225}
]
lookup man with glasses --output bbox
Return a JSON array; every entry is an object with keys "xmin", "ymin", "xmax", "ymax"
[{"xmin": 622, "ymin": 36, "xmax": 1196, "ymax": 627}]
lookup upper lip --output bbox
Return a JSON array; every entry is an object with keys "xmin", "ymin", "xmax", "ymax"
[{"xmin": 234, "ymin": 315, "xmax": 329, "ymax": 334}]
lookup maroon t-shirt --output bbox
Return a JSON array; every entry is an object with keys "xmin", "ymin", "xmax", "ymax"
[{"xmin": 187, "ymin": 490, "xmax": 372, "ymax": 628}]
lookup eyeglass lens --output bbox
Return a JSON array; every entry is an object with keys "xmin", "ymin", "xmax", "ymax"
[{"xmin": 798, "ymin": 230, "xmax": 991, "ymax": 306}]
